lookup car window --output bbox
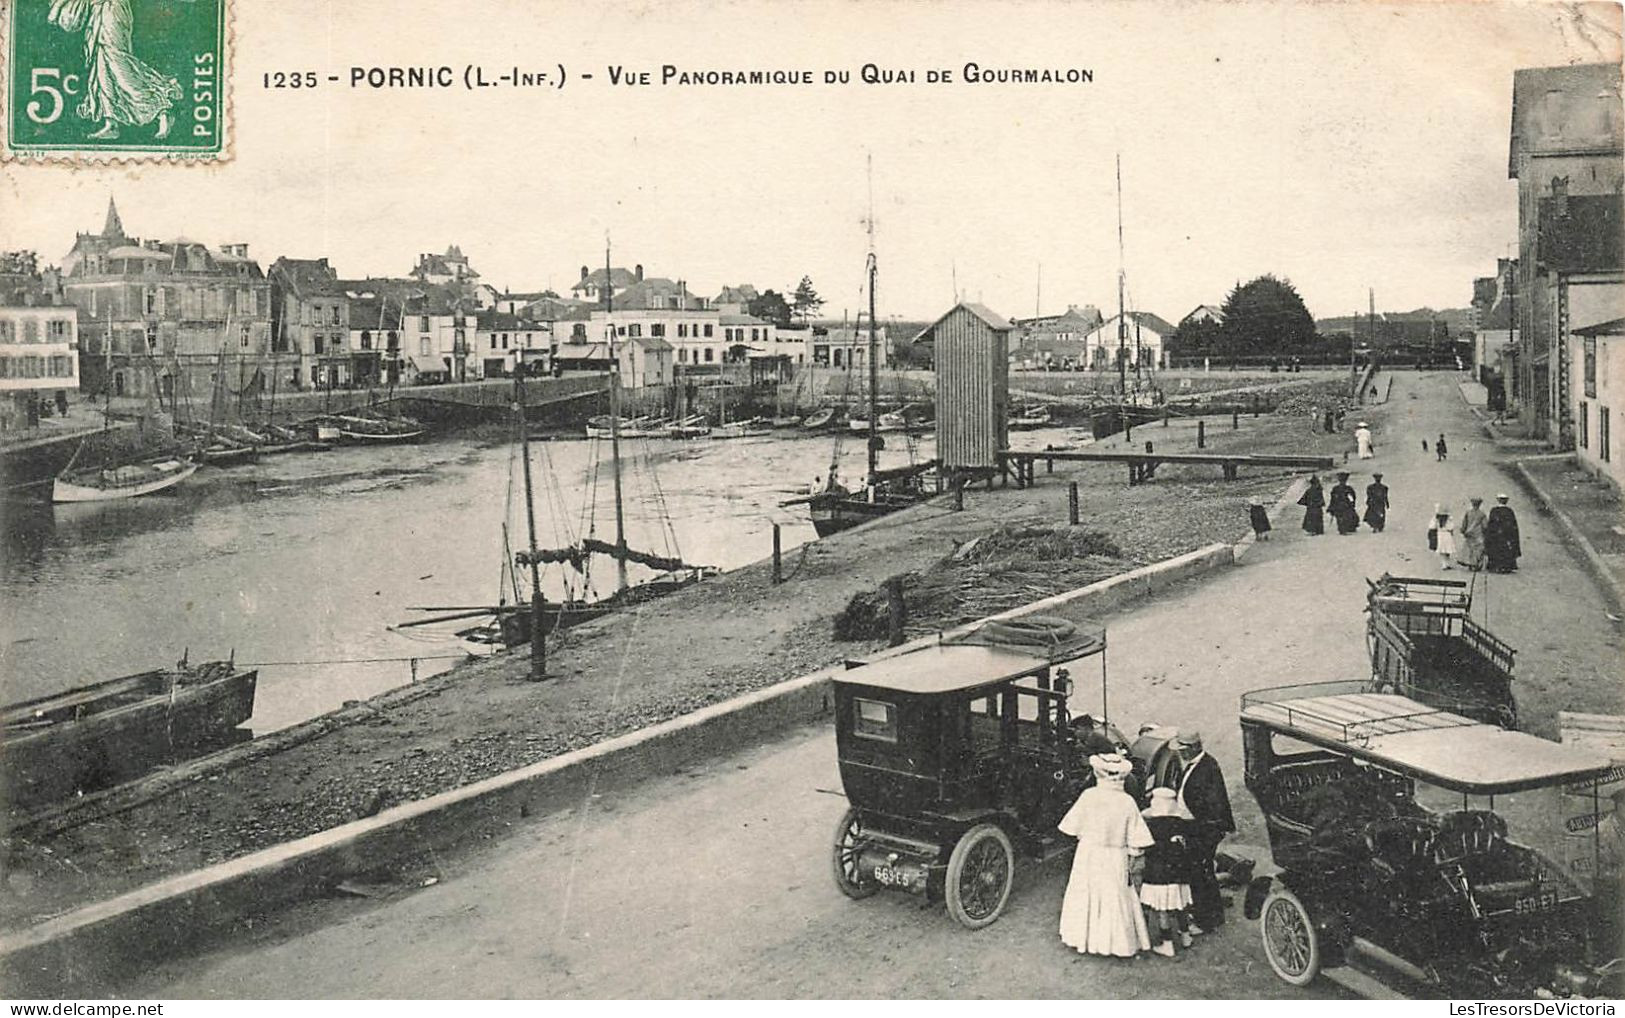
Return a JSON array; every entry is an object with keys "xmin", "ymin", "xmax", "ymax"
[{"xmin": 854, "ymin": 698, "xmax": 897, "ymax": 742}]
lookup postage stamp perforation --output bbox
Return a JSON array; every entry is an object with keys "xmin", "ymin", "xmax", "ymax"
[{"xmin": 1, "ymin": 0, "xmax": 234, "ymax": 165}]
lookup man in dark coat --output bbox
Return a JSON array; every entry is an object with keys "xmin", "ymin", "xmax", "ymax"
[
  {"xmin": 1328, "ymin": 472, "xmax": 1360, "ymax": 534},
  {"xmin": 1169, "ymin": 731, "xmax": 1235, "ymax": 931},
  {"xmin": 1363, "ymin": 473, "xmax": 1390, "ymax": 532},
  {"xmin": 1485, "ymin": 493, "xmax": 1522, "ymax": 573}
]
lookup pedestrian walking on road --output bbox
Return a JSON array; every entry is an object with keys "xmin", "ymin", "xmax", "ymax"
[
  {"xmin": 1139, "ymin": 788, "xmax": 1196, "ymax": 958},
  {"xmin": 1459, "ymin": 497, "xmax": 1488, "ymax": 570},
  {"xmin": 1363, "ymin": 473, "xmax": 1390, "ymax": 532},
  {"xmin": 1058, "ymin": 754, "xmax": 1154, "ymax": 958},
  {"xmin": 1354, "ymin": 421, "xmax": 1374, "ymax": 459},
  {"xmin": 1430, "ymin": 505, "xmax": 1457, "ymax": 570},
  {"xmin": 1436, "ymin": 433, "xmax": 1449, "ymax": 461},
  {"xmin": 1329, "ymin": 472, "xmax": 1360, "ymax": 534},
  {"xmin": 1168, "ymin": 732, "xmax": 1234, "ymax": 933},
  {"xmin": 1486, "ymin": 494, "xmax": 1522, "ymax": 573},
  {"xmin": 1298, "ymin": 476, "xmax": 1326, "ymax": 535},
  {"xmin": 1247, "ymin": 500, "xmax": 1272, "ymax": 541}
]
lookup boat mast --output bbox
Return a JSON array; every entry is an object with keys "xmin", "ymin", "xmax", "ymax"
[
  {"xmin": 1116, "ymin": 152, "xmax": 1127, "ymax": 396},
  {"xmin": 605, "ymin": 241, "xmax": 628, "ymax": 592},
  {"xmin": 515, "ymin": 369, "xmax": 546, "ymax": 680},
  {"xmin": 865, "ymin": 155, "xmax": 879, "ymax": 495}
]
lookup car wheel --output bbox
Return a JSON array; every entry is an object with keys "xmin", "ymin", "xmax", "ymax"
[
  {"xmin": 831, "ymin": 808, "xmax": 878, "ymax": 900},
  {"xmin": 1260, "ymin": 885, "xmax": 1321, "ymax": 986},
  {"xmin": 945, "ymin": 823, "xmax": 1014, "ymax": 929}
]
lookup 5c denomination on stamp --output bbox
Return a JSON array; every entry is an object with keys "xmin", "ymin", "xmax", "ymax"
[{"xmin": 4, "ymin": 0, "xmax": 227, "ymax": 161}]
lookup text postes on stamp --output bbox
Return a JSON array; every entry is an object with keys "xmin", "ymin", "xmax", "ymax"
[{"xmin": 5, "ymin": 0, "xmax": 227, "ymax": 161}]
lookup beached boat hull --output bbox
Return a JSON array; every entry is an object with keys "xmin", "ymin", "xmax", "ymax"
[
  {"xmin": 1, "ymin": 663, "xmax": 257, "ymax": 809},
  {"xmin": 51, "ymin": 459, "xmax": 200, "ymax": 503},
  {"xmin": 809, "ymin": 491, "xmax": 926, "ymax": 537}
]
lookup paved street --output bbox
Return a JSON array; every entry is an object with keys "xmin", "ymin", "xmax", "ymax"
[{"xmin": 119, "ymin": 372, "xmax": 1621, "ymax": 999}]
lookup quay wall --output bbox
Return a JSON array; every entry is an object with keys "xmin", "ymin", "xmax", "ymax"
[{"xmin": 0, "ymin": 543, "xmax": 1235, "ymax": 994}]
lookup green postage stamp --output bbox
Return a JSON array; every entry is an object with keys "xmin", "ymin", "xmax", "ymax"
[{"xmin": 4, "ymin": 0, "xmax": 228, "ymax": 161}]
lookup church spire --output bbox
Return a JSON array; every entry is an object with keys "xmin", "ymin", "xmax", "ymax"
[{"xmin": 103, "ymin": 196, "xmax": 125, "ymax": 239}]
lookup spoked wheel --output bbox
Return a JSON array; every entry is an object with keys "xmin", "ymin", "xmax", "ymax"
[
  {"xmin": 831, "ymin": 807, "xmax": 878, "ymax": 899},
  {"xmin": 944, "ymin": 823, "xmax": 1014, "ymax": 929},
  {"xmin": 1260, "ymin": 886, "xmax": 1322, "ymax": 987}
]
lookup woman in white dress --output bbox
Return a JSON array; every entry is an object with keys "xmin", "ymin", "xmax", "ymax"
[
  {"xmin": 1057, "ymin": 753, "xmax": 1155, "ymax": 958},
  {"xmin": 1354, "ymin": 422, "xmax": 1375, "ymax": 459},
  {"xmin": 1431, "ymin": 505, "xmax": 1458, "ymax": 570}
]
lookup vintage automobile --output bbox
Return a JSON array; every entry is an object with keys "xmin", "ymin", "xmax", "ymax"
[
  {"xmin": 829, "ymin": 619, "xmax": 1110, "ymax": 929},
  {"xmin": 1365, "ymin": 573, "xmax": 1518, "ymax": 728},
  {"xmin": 1240, "ymin": 681, "xmax": 1620, "ymax": 998}
]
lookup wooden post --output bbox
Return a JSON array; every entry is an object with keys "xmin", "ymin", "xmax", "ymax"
[
  {"xmin": 1197, "ymin": 419, "xmax": 1206, "ymax": 449},
  {"xmin": 884, "ymin": 577, "xmax": 906, "ymax": 647},
  {"xmin": 954, "ymin": 479, "xmax": 965, "ymax": 511},
  {"xmin": 1232, "ymin": 410, "xmax": 1239, "ymax": 430},
  {"xmin": 1068, "ymin": 481, "xmax": 1079, "ymax": 525},
  {"xmin": 772, "ymin": 524, "xmax": 782, "ymax": 584}
]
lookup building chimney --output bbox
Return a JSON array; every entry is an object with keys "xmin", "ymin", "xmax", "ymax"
[
  {"xmin": 635, "ymin": 264, "xmax": 643, "ymax": 282},
  {"xmin": 581, "ymin": 266, "xmax": 590, "ymax": 281}
]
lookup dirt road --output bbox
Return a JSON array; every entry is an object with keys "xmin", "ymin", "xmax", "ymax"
[{"xmin": 112, "ymin": 372, "xmax": 1622, "ymax": 998}]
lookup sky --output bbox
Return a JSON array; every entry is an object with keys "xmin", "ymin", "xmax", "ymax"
[{"xmin": 2, "ymin": 0, "xmax": 1620, "ymax": 323}]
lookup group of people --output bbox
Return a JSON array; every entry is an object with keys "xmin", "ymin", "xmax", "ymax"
[
  {"xmin": 1428, "ymin": 495, "xmax": 1522, "ymax": 572},
  {"xmin": 1289, "ymin": 471, "xmax": 1390, "ymax": 537},
  {"xmin": 1057, "ymin": 731, "xmax": 1235, "ymax": 960}
]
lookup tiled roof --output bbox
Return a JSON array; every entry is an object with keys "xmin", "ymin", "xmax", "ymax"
[
  {"xmin": 631, "ymin": 335, "xmax": 674, "ymax": 351},
  {"xmin": 718, "ymin": 313, "xmax": 769, "ymax": 326},
  {"xmin": 572, "ymin": 267, "xmax": 639, "ymax": 292},
  {"xmin": 476, "ymin": 311, "xmax": 532, "ymax": 331}
]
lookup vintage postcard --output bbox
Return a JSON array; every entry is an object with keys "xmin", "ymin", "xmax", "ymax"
[{"xmin": 0, "ymin": 0, "xmax": 1622, "ymax": 1005}]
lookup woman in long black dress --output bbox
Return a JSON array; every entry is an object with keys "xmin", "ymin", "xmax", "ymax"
[
  {"xmin": 1328, "ymin": 472, "xmax": 1359, "ymax": 534},
  {"xmin": 1298, "ymin": 475, "xmax": 1325, "ymax": 535}
]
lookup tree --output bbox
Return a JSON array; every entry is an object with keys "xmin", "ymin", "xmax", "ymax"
[
  {"xmin": 790, "ymin": 276, "xmax": 825, "ymax": 324},
  {"xmin": 1217, "ymin": 275, "xmax": 1316, "ymax": 355},
  {"xmin": 1169, "ymin": 317, "xmax": 1222, "ymax": 357},
  {"xmin": 747, "ymin": 288, "xmax": 793, "ymax": 327}
]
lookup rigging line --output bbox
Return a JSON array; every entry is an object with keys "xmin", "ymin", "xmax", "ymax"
[{"xmin": 238, "ymin": 653, "xmax": 471, "ymax": 667}]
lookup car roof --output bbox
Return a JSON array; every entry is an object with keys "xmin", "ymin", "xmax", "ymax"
[
  {"xmin": 836, "ymin": 642, "xmax": 1058, "ymax": 696},
  {"xmin": 1241, "ymin": 691, "xmax": 1614, "ymax": 794}
]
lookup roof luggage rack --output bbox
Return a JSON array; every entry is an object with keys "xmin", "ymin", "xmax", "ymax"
[{"xmin": 1241, "ymin": 681, "xmax": 1483, "ymax": 746}]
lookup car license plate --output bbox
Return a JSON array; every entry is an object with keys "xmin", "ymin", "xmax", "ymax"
[
  {"xmin": 1513, "ymin": 890, "xmax": 1557, "ymax": 914},
  {"xmin": 873, "ymin": 865, "xmax": 912, "ymax": 888}
]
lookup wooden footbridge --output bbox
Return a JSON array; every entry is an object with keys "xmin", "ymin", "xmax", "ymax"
[{"xmin": 998, "ymin": 448, "xmax": 1334, "ymax": 487}]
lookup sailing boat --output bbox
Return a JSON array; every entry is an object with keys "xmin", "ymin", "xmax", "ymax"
[
  {"xmin": 400, "ymin": 244, "xmax": 715, "ymax": 647},
  {"xmin": 53, "ymin": 310, "xmax": 198, "ymax": 502},
  {"xmin": 805, "ymin": 166, "xmax": 934, "ymax": 537}
]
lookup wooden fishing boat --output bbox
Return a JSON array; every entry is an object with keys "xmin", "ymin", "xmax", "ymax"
[
  {"xmin": 802, "ymin": 407, "xmax": 837, "ymax": 431},
  {"xmin": 329, "ymin": 413, "xmax": 427, "ymax": 443},
  {"xmin": 1, "ymin": 659, "xmax": 257, "ymax": 809},
  {"xmin": 711, "ymin": 417, "xmax": 771, "ymax": 439},
  {"xmin": 848, "ymin": 411, "xmax": 907, "ymax": 434},
  {"xmin": 52, "ymin": 457, "xmax": 199, "ymax": 503},
  {"xmin": 665, "ymin": 415, "xmax": 712, "ymax": 439},
  {"xmin": 1008, "ymin": 405, "xmax": 1052, "ymax": 430}
]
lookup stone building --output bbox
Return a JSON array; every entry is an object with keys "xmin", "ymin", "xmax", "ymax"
[
  {"xmin": 60, "ymin": 198, "xmax": 272, "ymax": 403},
  {"xmin": 0, "ymin": 254, "xmax": 78, "ymax": 430},
  {"xmin": 1507, "ymin": 62, "xmax": 1624, "ymax": 443}
]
